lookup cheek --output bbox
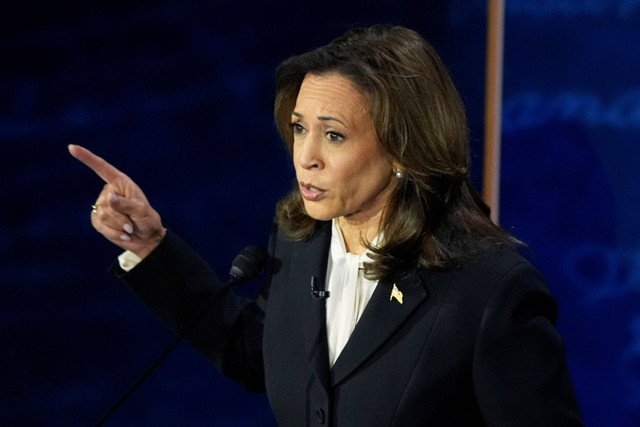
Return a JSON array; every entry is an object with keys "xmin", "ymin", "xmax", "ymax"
[
  {"xmin": 291, "ymin": 152, "xmax": 301, "ymax": 175},
  {"xmin": 350, "ymin": 153, "xmax": 387, "ymax": 178},
  {"xmin": 335, "ymin": 159, "xmax": 382, "ymax": 197}
]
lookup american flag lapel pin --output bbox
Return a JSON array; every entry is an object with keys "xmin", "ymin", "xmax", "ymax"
[{"xmin": 390, "ymin": 283, "xmax": 403, "ymax": 304}]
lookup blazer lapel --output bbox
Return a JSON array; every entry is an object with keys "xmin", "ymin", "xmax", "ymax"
[
  {"xmin": 289, "ymin": 221, "xmax": 333, "ymax": 393},
  {"xmin": 330, "ymin": 271, "xmax": 429, "ymax": 386}
]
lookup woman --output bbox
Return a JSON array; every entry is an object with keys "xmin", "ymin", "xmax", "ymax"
[{"xmin": 70, "ymin": 25, "xmax": 582, "ymax": 426}]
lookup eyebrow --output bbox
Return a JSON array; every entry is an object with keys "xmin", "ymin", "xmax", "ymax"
[{"xmin": 292, "ymin": 111, "xmax": 347, "ymax": 127}]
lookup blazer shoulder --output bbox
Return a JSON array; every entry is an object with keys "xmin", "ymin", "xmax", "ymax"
[
  {"xmin": 417, "ymin": 246, "xmax": 552, "ymax": 316},
  {"xmin": 453, "ymin": 246, "xmax": 543, "ymax": 288}
]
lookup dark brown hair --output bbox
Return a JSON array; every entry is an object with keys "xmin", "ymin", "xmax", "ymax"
[{"xmin": 274, "ymin": 25, "xmax": 518, "ymax": 278}]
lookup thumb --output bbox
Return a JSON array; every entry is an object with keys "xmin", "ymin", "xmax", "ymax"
[
  {"xmin": 107, "ymin": 192, "xmax": 143, "ymax": 216},
  {"xmin": 108, "ymin": 191, "xmax": 159, "ymax": 232}
]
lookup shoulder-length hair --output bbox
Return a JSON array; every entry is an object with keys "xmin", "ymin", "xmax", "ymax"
[{"xmin": 274, "ymin": 25, "xmax": 518, "ymax": 279}]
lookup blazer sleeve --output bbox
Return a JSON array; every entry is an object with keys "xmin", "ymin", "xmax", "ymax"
[
  {"xmin": 110, "ymin": 228, "xmax": 270, "ymax": 393},
  {"xmin": 472, "ymin": 260, "xmax": 583, "ymax": 426}
]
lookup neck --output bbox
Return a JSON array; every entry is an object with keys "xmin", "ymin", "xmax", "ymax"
[{"xmin": 337, "ymin": 211, "xmax": 383, "ymax": 255}]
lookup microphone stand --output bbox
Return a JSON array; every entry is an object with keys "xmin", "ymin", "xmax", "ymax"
[{"xmin": 97, "ymin": 245, "xmax": 266, "ymax": 425}]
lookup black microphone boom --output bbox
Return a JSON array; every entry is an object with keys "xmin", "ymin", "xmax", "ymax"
[{"xmin": 97, "ymin": 245, "xmax": 268, "ymax": 425}]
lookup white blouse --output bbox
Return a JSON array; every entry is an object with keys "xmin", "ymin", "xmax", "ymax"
[{"xmin": 325, "ymin": 219, "xmax": 380, "ymax": 367}]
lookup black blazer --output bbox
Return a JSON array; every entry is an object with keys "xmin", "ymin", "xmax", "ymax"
[{"xmin": 116, "ymin": 221, "xmax": 582, "ymax": 426}]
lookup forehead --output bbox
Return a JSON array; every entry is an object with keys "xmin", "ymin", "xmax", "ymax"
[{"xmin": 294, "ymin": 73, "xmax": 370, "ymax": 119}]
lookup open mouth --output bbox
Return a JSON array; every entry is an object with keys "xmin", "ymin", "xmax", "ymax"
[{"xmin": 299, "ymin": 182, "xmax": 327, "ymax": 201}]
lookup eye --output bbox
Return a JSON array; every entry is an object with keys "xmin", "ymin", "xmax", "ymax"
[
  {"xmin": 290, "ymin": 122, "xmax": 306, "ymax": 135},
  {"xmin": 325, "ymin": 131, "xmax": 345, "ymax": 143}
]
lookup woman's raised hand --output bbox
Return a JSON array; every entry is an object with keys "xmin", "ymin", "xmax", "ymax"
[{"xmin": 68, "ymin": 144, "xmax": 166, "ymax": 259}]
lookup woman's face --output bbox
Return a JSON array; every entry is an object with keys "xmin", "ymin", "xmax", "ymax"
[{"xmin": 292, "ymin": 73, "xmax": 397, "ymax": 224}]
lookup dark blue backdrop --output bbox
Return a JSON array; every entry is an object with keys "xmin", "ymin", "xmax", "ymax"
[{"xmin": 2, "ymin": 1, "xmax": 638, "ymax": 425}]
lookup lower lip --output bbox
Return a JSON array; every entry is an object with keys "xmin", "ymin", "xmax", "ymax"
[{"xmin": 300, "ymin": 185, "xmax": 327, "ymax": 201}]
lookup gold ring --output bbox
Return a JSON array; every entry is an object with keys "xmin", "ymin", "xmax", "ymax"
[{"xmin": 91, "ymin": 201, "xmax": 100, "ymax": 214}]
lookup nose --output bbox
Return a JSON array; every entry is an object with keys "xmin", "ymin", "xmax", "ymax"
[{"xmin": 296, "ymin": 134, "xmax": 324, "ymax": 170}]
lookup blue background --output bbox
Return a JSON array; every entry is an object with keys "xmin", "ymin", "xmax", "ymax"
[{"xmin": 2, "ymin": 0, "xmax": 639, "ymax": 425}]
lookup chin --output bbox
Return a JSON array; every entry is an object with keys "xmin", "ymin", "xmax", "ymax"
[{"xmin": 303, "ymin": 203, "xmax": 337, "ymax": 222}]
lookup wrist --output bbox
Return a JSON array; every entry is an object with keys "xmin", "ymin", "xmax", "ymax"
[{"xmin": 135, "ymin": 227, "xmax": 167, "ymax": 260}]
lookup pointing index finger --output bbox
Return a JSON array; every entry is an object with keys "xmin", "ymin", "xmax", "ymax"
[{"xmin": 68, "ymin": 144, "xmax": 123, "ymax": 184}]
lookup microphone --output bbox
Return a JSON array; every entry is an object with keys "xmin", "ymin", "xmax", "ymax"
[
  {"xmin": 97, "ymin": 245, "xmax": 268, "ymax": 426},
  {"xmin": 310, "ymin": 276, "xmax": 330, "ymax": 300},
  {"xmin": 229, "ymin": 245, "xmax": 268, "ymax": 283}
]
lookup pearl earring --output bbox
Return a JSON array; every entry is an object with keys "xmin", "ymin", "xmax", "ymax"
[{"xmin": 395, "ymin": 169, "xmax": 405, "ymax": 179}]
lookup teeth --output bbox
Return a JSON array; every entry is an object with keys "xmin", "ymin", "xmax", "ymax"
[{"xmin": 301, "ymin": 183, "xmax": 323, "ymax": 193}]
